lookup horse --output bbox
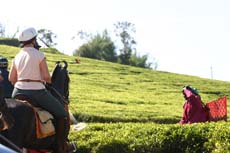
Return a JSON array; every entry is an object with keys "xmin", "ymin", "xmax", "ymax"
[{"xmin": 0, "ymin": 61, "xmax": 75, "ymax": 153}]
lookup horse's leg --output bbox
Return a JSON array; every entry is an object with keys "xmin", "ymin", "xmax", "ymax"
[{"xmin": 54, "ymin": 117, "xmax": 68, "ymax": 153}]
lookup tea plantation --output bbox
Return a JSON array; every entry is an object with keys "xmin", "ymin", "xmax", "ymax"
[{"xmin": 1, "ymin": 45, "xmax": 230, "ymax": 153}]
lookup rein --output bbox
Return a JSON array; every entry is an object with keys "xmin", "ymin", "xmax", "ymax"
[{"xmin": 45, "ymin": 83, "xmax": 68, "ymax": 105}]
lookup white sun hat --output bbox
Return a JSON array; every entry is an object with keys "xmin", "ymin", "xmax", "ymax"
[{"xmin": 18, "ymin": 27, "xmax": 37, "ymax": 42}]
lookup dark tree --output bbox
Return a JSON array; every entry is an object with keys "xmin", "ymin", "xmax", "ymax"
[
  {"xmin": 0, "ymin": 23, "xmax": 5, "ymax": 37},
  {"xmin": 114, "ymin": 21, "xmax": 136, "ymax": 65},
  {"xmin": 37, "ymin": 29, "xmax": 57, "ymax": 47},
  {"xmin": 74, "ymin": 30, "xmax": 117, "ymax": 62}
]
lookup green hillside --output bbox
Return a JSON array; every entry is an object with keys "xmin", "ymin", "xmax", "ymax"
[
  {"xmin": 1, "ymin": 45, "xmax": 230, "ymax": 153},
  {"xmin": 1, "ymin": 45, "xmax": 229, "ymax": 123}
]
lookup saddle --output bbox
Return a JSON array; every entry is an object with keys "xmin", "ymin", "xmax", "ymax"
[{"xmin": 13, "ymin": 95, "xmax": 56, "ymax": 139}]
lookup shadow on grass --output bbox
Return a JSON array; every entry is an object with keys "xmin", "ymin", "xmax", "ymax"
[{"xmin": 75, "ymin": 113, "xmax": 180, "ymax": 124}]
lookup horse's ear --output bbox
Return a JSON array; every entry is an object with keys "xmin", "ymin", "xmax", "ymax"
[{"xmin": 62, "ymin": 60, "xmax": 68, "ymax": 69}]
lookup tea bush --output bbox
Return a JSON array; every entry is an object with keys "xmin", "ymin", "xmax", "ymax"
[
  {"xmin": 1, "ymin": 45, "xmax": 230, "ymax": 152},
  {"xmin": 69, "ymin": 122, "xmax": 230, "ymax": 153}
]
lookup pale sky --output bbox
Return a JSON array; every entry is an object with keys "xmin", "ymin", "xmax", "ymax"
[{"xmin": 1, "ymin": 0, "xmax": 230, "ymax": 81}]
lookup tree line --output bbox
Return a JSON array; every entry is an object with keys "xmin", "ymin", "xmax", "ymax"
[
  {"xmin": 74, "ymin": 21, "xmax": 157, "ymax": 69},
  {"xmin": 0, "ymin": 21, "xmax": 158, "ymax": 69}
]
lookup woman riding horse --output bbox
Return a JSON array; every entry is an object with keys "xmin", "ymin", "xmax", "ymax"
[{"xmin": 8, "ymin": 27, "xmax": 69, "ymax": 153}]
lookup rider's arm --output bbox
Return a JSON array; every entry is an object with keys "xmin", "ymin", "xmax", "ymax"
[
  {"xmin": 8, "ymin": 63, "xmax": 17, "ymax": 85},
  {"xmin": 40, "ymin": 58, "xmax": 51, "ymax": 84}
]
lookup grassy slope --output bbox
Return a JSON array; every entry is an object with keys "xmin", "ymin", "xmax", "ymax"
[
  {"xmin": 1, "ymin": 45, "xmax": 230, "ymax": 123},
  {"xmin": 2, "ymin": 45, "xmax": 230, "ymax": 152}
]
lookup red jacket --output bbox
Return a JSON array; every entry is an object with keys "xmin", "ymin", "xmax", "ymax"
[{"xmin": 179, "ymin": 95, "xmax": 209, "ymax": 124}]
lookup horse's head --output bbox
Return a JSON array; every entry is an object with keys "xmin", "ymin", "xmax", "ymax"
[
  {"xmin": 51, "ymin": 61, "xmax": 70, "ymax": 103},
  {"xmin": 0, "ymin": 98, "xmax": 14, "ymax": 131}
]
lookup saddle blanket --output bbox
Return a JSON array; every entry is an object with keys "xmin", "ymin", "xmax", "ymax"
[
  {"xmin": 6, "ymin": 99, "xmax": 56, "ymax": 139},
  {"xmin": 34, "ymin": 107, "xmax": 55, "ymax": 139}
]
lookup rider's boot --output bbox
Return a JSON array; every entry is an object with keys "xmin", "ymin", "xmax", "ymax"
[{"xmin": 55, "ymin": 117, "xmax": 68, "ymax": 153}]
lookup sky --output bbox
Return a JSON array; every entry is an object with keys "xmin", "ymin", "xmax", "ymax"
[{"xmin": 1, "ymin": 0, "xmax": 230, "ymax": 81}]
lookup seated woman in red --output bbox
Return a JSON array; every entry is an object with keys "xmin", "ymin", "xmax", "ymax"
[{"xmin": 179, "ymin": 86, "xmax": 209, "ymax": 124}]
